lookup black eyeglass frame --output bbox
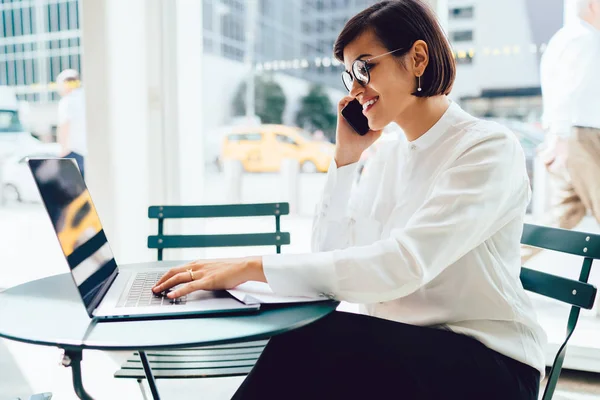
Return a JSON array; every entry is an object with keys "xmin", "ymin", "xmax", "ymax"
[{"xmin": 341, "ymin": 47, "xmax": 406, "ymax": 92}]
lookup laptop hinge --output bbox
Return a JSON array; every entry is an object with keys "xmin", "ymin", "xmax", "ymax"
[{"xmin": 86, "ymin": 267, "xmax": 119, "ymax": 317}]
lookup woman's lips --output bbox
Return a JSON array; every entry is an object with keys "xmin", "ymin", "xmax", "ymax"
[{"xmin": 362, "ymin": 97, "xmax": 379, "ymax": 115}]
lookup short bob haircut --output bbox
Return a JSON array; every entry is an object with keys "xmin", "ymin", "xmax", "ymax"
[{"xmin": 334, "ymin": 0, "xmax": 456, "ymax": 97}]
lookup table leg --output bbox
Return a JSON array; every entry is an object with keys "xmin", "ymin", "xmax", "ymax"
[
  {"xmin": 139, "ymin": 351, "xmax": 161, "ymax": 400},
  {"xmin": 60, "ymin": 350, "xmax": 94, "ymax": 400}
]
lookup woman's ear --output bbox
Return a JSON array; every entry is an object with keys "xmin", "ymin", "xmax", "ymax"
[{"xmin": 411, "ymin": 40, "xmax": 429, "ymax": 76}]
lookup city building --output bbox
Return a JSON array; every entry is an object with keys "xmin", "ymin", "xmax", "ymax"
[
  {"xmin": 297, "ymin": 0, "xmax": 379, "ymax": 89},
  {"xmin": 0, "ymin": 0, "xmax": 81, "ymax": 103},
  {"xmin": 447, "ymin": 0, "xmax": 564, "ymax": 121},
  {"xmin": 1, "ymin": 0, "xmax": 569, "ymax": 131},
  {"xmin": 202, "ymin": 0, "xmax": 379, "ymax": 89},
  {"xmin": 202, "ymin": 0, "xmax": 303, "ymax": 66}
]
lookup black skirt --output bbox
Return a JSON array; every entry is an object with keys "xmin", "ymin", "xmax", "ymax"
[{"xmin": 232, "ymin": 311, "xmax": 540, "ymax": 400}]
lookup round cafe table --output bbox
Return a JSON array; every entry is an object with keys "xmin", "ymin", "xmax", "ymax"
[{"xmin": 0, "ymin": 260, "xmax": 338, "ymax": 399}]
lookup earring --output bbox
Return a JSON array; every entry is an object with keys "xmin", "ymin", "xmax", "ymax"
[{"xmin": 417, "ymin": 75, "xmax": 422, "ymax": 92}]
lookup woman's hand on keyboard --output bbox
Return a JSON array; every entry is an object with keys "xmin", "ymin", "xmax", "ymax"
[{"xmin": 152, "ymin": 256, "xmax": 266, "ymax": 299}]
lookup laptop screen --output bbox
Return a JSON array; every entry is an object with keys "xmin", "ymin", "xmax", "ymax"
[{"xmin": 28, "ymin": 158, "xmax": 118, "ymax": 316}]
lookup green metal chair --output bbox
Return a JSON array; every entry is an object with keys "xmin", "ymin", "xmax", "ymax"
[
  {"xmin": 520, "ymin": 223, "xmax": 598, "ymax": 400},
  {"xmin": 114, "ymin": 202, "xmax": 290, "ymax": 398},
  {"xmin": 148, "ymin": 202, "xmax": 290, "ymax": 261}
]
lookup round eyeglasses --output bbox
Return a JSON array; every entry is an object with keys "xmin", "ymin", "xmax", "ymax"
[{"xmin": 341, "ymin": 48, "xmax": 405, "ymax": 92}]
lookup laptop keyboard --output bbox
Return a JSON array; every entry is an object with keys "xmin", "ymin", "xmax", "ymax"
[{"xmin": 119, "ymin": 271, "xmax": 187, "ymax": 307}]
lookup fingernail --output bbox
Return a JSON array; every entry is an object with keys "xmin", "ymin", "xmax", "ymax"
[
  {"xmin": 152, "ymin": 286, "xmax": 159, "ymax": 292},
  {"xmin": 167, "ymin": 292, "xmax": 176, "ymax": 299}
]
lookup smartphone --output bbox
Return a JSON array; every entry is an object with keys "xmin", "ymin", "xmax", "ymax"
[{"xmin": 341, "ymin": 99, "xmax": 370, "ymax": 136}]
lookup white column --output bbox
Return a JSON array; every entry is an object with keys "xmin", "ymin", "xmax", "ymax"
[
  {"xmin": 244, "ymin": 0, "xmax": 258, "ymax": 118},
  {"xmin": 81, "ymin": 0, "xmax": 204, "ymax": 264},
  {"xmin": 175, "ymin": 0, "xmax": 205, "ymax": 205}
]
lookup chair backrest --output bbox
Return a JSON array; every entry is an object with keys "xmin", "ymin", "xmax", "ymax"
[
  {"xmin": 519, "ymin": 224, "xmax": 599, "ymax": 400},
  {"xmin": 148, "ymin": 203, "xmax": 291, "ymax": 261}
]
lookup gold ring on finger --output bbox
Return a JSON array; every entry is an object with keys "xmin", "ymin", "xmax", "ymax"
[{"xmin": 187, "ymin": 269, "xmax": 195, "ymax": 281}]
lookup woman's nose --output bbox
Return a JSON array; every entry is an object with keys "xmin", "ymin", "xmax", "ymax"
[{"xmin": 349, "ymin": 78, "xmax": 364, "ymax": 98}]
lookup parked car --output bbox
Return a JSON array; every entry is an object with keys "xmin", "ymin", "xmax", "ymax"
[
  {"xmin": 1, "ymin": 147, "xmax": 61, "ymax": 203},
  {"xmin": 220, "ymin": 124, "xmax": 334, "ymax": 173}
]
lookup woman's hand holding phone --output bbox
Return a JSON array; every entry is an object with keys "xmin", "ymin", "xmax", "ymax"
[{"xmin": 335, "ymin": 96, "xmax": 382, "ymax": 167}]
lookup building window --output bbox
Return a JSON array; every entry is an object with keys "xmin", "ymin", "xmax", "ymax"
[
  {"xmin": 203, "ymin": 37, "xmax": 213, "ymax": 53},
  {"xmin": 317, "ymin": 39, "xmax": 330, "ymax": 54},
  {"xmin": 203, "ymin": 0, "xmax": 213, "ymax": 31},
  {"xmin": 301, "ymin": 0, "xmax": 313, "ymax": 13},
  {"xmin": 303, "ymin": 43, "xmax": 314, "ymax": 57},
  {"xmin": 2, "ymin": 8, "xmax": 14, "ymax": 37},
  {"xmin": 449, "ymin": 6, "xmax": 474, "ymax": 19},
  {"xmin": 316, "ymin": 19, "xmax": 324, "ymax": 33},
  {"xmin": 451, "ymin": 30, "xmax": 473, "ymax": 42},
  {"xmin": 302, "ymin": 21, "xmax": 312, "ymax": 34},
  {"xmin": 68, "ymin": 0, "xmax": 79, "ymax": 30}
]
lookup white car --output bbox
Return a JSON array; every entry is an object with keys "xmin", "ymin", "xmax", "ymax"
[{"xmin": 1, "ymin": 147, "xmax": 61, "ymax": 203}]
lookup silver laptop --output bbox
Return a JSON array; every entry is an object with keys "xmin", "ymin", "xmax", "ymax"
[{"xmin": 28, "ymin": 158, "xmax": 259, "ymax": 320}]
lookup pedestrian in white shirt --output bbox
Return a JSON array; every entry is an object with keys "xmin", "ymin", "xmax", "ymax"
[
  {"xmin": 56, "ymin": 69, "xmax": 87, "ymax": 179},
  {"xmin": 154, "ymin": 1, "xmax": 544, "ymax": 398},
  {"xmin": 537, "ymin": 0, "xmax": 600, "ymax": 237}
]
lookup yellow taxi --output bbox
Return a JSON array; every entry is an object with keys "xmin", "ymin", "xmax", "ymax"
[
  {"xmin": 220, "ymin": 124, "xmax": 334, "ymax": 173},
  {"xmin": 57, "ymin": 189, "xmax": 103, "ymax": 256}
]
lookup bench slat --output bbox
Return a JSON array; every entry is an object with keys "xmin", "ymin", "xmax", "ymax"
[
  {"xmin": 115, "ymin": 366, "xmax": 254, "ymax": 379},
  {"xmin": 521, "ymin": 224, "xmax": 600, "ymax": 259},
  {"xmin": 122, "ymin": 359, "xmax": 257, "ymax": 369},
  {"xmin": 133, "ymin": 347, "xmax": 264, "ymax": 357},
  {"xmin": 148, "ymin": 232, "xmax": 291, "ymax": 249},
  {"xmin": 149, "ymin": 203, "xmax": 289, "ymax": 219},
  {"xmin": 520, "ymin": 267, "xmax": 597, "ymax": 309},
  {"xmin": 167, "ymin": 340, "xmax": 268, "ymax": 350},
  {"xmin": 126, "ymin": 353, "xmax": 261, "ymax": 363}
]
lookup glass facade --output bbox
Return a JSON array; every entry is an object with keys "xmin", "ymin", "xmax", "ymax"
[
  {"xmin": 298, "ymin": 0, "xmax": 378, "ymax": 88},
  {"xmin": 0, "ymin": 0, "xmax": 81, "ymax": 102},
  {"xmin": 202, "ymin": 0, "xmax": 302, "ymax": 65},
  {"xmin": 1, "ymin": 0, "xmax": 380, "ymax": 104},
  {"xmin": 202, "ymin": 0, "xmax": 378, "ymax": 89}
]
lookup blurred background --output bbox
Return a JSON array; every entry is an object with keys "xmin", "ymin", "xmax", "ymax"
[
  {"xmin": 0, "ymin": 0, "xmax": 566, "ymax": 224},
  {"xmin": 1, "ymin": 1, "xmax": 600, "ymax": 399},
  {"xmin": 0, "ymin": 0, "xmax": 561, "ymax": 167}
]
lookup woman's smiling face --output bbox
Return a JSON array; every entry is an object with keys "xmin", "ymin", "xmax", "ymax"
[{"xmin": 342, "ymin": 29, "xmax": 423, "ymax": 131}]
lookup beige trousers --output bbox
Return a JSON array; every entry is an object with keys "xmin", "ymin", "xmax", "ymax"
[{"xmin": 523, "ymin": 126, "xmax": 600, "ymax": 263}]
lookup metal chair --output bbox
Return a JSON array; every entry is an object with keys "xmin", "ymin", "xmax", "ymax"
[
  {"xmin": 519, "ymin": 223, "xmax": 598, "ymax": 400},
  {"xmin": 115, "ymin": 202, "xmax": 290, "ymax": 399}
]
